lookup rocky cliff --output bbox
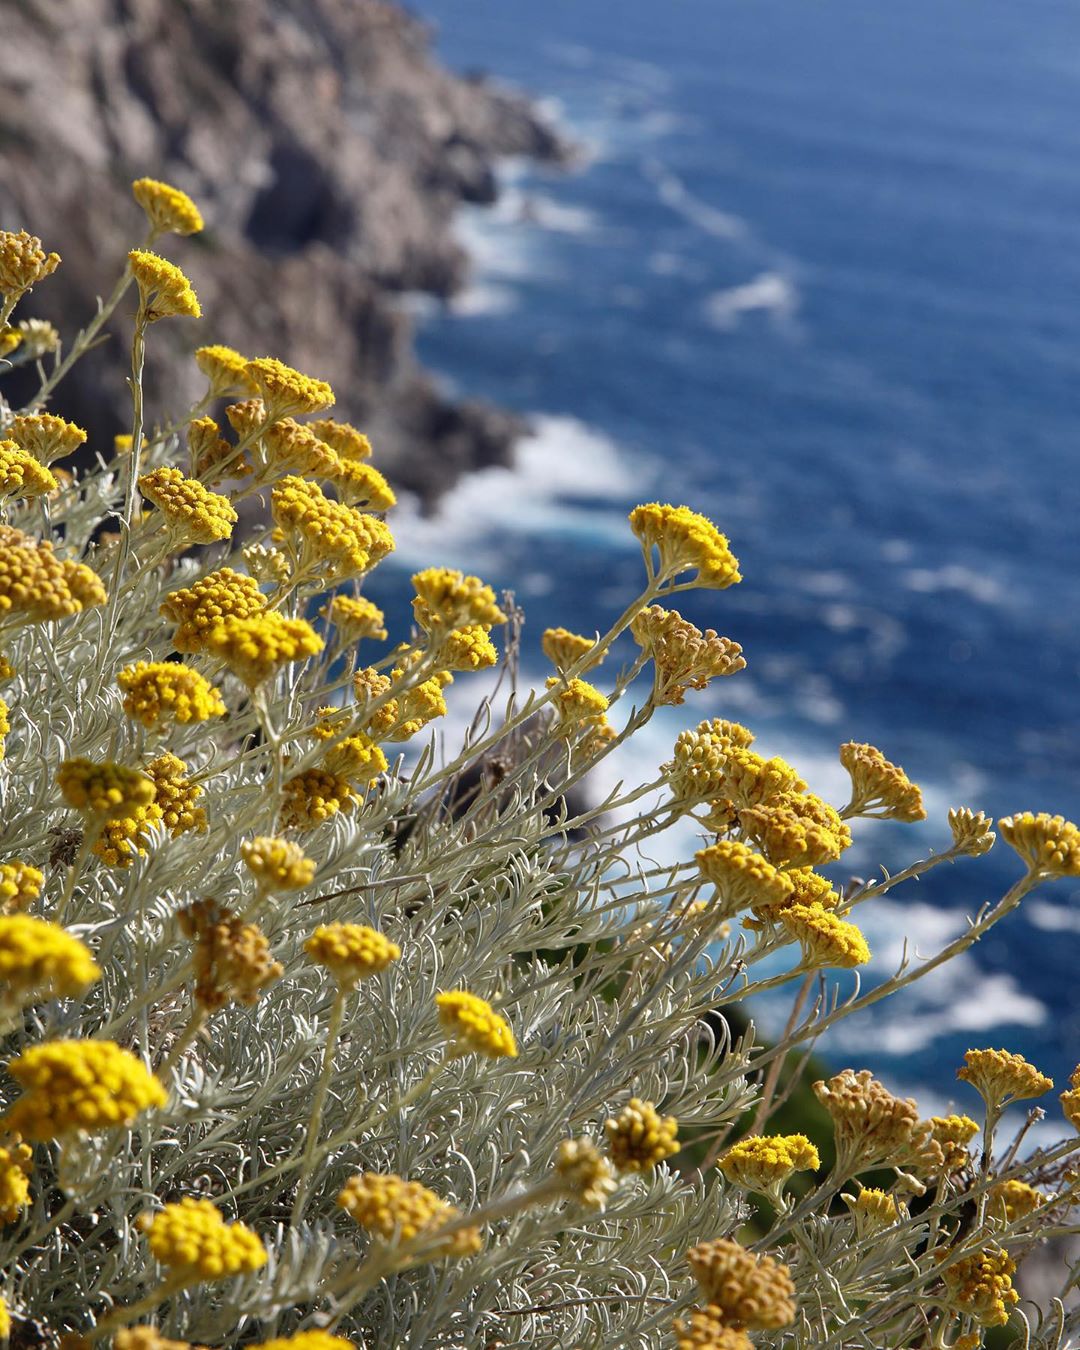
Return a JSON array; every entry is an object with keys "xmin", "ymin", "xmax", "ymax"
[{"xmin": 0, "ymin": 0, "xmax": 567, "ymax": 504}]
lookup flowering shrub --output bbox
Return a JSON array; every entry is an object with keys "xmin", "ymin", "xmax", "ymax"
[{"xmin": 0, "ymin": 178, "xmax": 1075, "ymax": 1350}]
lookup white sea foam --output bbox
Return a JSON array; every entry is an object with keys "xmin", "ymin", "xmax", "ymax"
[
  {"xmin": 641, "ymin": 156, "xmax": 748, "ymax": 241},
  {"xmin": 901, "ymin": 564, "xmax": 1004, "ymax": 605},
  {"xmin": 1026, "ymin": 898, "xmax": 1080, "ymax": 932},
  {"xmin": 449, "ymin": 283, "xmax": 519, "ymax": 317},
  {"xmin": 704, "ymin": 272, "xmax": 800, "ymax": 330}
]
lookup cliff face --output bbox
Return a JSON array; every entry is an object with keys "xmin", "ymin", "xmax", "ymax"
[{"xmin": 0, "ymin": 0, "xmax": 566, "ymax": 505}]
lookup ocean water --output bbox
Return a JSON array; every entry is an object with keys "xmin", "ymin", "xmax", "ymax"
[{"xmin": 367, "ymin": 0, "xmax": 1080, "ymax": 1110}]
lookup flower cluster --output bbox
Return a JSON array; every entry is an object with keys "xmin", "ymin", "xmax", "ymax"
[
  {"xmin": 719, "ymin": 1133, "xmax": 820, "ymax": 1194},
  {"xmin": 305, "ymin": 923, "xmax": 401, "ymax": 987},
  {"xmin": 128, "ymin": 250, "xmax": 200, "ymax": 320},
  {"xmin": 179, "ymin": 900, "xmax": 283, "ymax": 1011},
  {"xmin": 435, "ymin": 990, "xmax": 517, "ymax": 1059},
  {"xmin": 139, "ymin": 1198, "xmax": 266, "ymax": 1283},
  {"xmin": 337, "ymin": 1173, "xmax": 481, "ymax": 1257},
  {"xmin": 605, "ymin": 1098, "xmax": 680, "ymax": 1173},
  {"xmin": 117, "ymin": 661, "xmax": 226, "ymax": 728},
  {"xmin": 4, "ymin": 1040, "xmax": 166, "ymax": 1138},
  {"xmin": 139, "ymin": 467, "xmax": 237, "ymax": 545}
]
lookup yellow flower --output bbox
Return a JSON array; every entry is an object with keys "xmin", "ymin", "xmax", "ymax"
[
  {"xmin": 629, "ymin": 502, "xmax": 741, "ymax": 588},
  {"xmin": 179, "ymin": 900, "xmax": 283, "ymax": 1011},
  {"xmin": 386, "ymin": 666, "xmax": 452, "ymax": 742},
  {"xmin": 14, "ymin": 317, "xmax": 60, "ymax": 358},
  {"xmin": 251, "ymin": 1336, "xmax": 355, "ymax": 1350},
  {"xmin": 204, "ymin": 611, "xmax": 323, "ymax": 686},
  {"xmin": 244, "ymin": 356, "xmax": 334, "ymax": 418},
  {"xmin": 322, "ymin": 733, "xmax": 388, "ymax": 785},
  {"xmin": 279, "ymin": 768, "xmax": 356, "ymax": 830},
  {"xmin": 4, "ymin": 1040, "xmax": 166, "ymax": 1139},
  {"xmin": 665, "ymin": 721, "xmax": 748, "ymax": 804},
  {"xmin": 118, "ymin": 661, "xmax": 226, "ymax": 728},
  {"xmin": 780, "ymin": 903, "xmax": 871, "ymax": 969},
  {"xmin": 261, "ymin": 418, "xmax": 339, "ymax": 478},
  {"xmin": 272, "ymin": 476, "xmax": 394, "ymax": 579},
  {"xmin": 0, "ymin": 326, "xmax": 19, "ymax": 357},
  {"xmin": 841, "ymin": 1187, "xmax": 905, "ymax": 1237},
  {"xmin": 719, "ymin": 1133, "xmax": 820, "ymax": 1194},
  {"xmin": 307, "ymin": 419, "xmax": 372, "ymax": 461},
  {"xmin": 147, "ymin": 753, "xmax": 206, "ymax": 836},
  {"xmin": 719, "ymin": 748, "xmax": 806, "ymax": 810},
  {"xmin": 132, "ymin": 177, "xmax": 204, "ymax": 236},
  {"xmin": 0, "ymin": 1294, "xmax": 8, "ymax": 1341},
  {"xmin": 304, "ymin": 923, "xmax": 401, "ymax": 987},
  {"xmin": 189, "ymin": 416, "xmax": 247, "ymax": 484},
  {"xmin": 338, "ymin": 1172, "xmax": 482, "ymax": 1257},
  {"xmin": 412, "ymin": 566, "xmax": 507, "ymax": 631},
  {"xmin": 139, "ymin": 1198, "xmax": 266, "ymax": 1283},
  {"xmin": 930, "ymin": 1114, "xmax": 980, "ymax": 1172},
  {"xmin": 0, "ymin": 861, "xmax": 43, "ymax": 915},
  {"xmin": 353, "ymin": 666, "xmax": 398, "ymax": 738},
  {"xmin": 631, "ymin": 604, "xmax": 745, "ymax": 704},
  {"xmin": 161, "ymin": 567, "xmax": 267, "ymax": 653},
  {"xmin": 554, "ymin": 1137, "xmax": 618, "ymax": 1209},
  {"xmin": 57, "ymin": 758, "xmax": 155, "ymax": 820},
  {"xmin": 743, "ymin": 866, "xmax": 842, "ymax": 931},
  {"xmin": 541, "ymin": 626, "xmax": 599, "ymax": 674},
  {"xmin": 674, "ymin": 1308, "xmax": 753, "ymax": 1350},
  {"xmin": 839, "ymin": 741, "xmax": 926, "ymax": 822},
  {"xmin": 957, "ymin": 1048, "xmax": 1053, "ymax": 1109},
  {"xmin": 948, "ymin": 806, "xmax": 996, "ymax": 856},
  {"xmin": 328, "ymin": 458, "xmax": 396, "ymax": 512},
  {"xmin": 240, "ymin": 837, "xmax": 316, "ymax": 892},
  {"xmin": 685, "ymin": 1237, "xmax": 796, "ymax": 1330},
  {"xmin": 546, "ymin": 676, "xmax": 609, "ymax": 737},
  {"xmin": 0, "ymin": 536, "xmax": 106, "ymax": 625},
  {"xmin": 0, "ymin": 1139, "xmax": 33, "ymax": 1223},
  {"xmin": 696, "ymin": 839, "xmax": 794, "ymax": 914},
  {"xmin": 605, "ymin": 1098, "xmax": 680, "ymax": 1172},
  {"xmin": 114, "ymin": 1330, "xmax": 192, "ymax": 1350},
  {"xmin": 988, "ymin": 1179, "xmax": 1042, "ymax": 1223},
  {"xmin": 194, "ymin": 344, "xmax": 258, "ymax": 397},
  {"xmin": 139, "ymin": 466, "xmax": 237, "ymax": 545},
  {"xmin": 998, "ymin": 812, "xmax": 1080, "ymax": 877},
  {"xmin": 440, "ymin": 625, "xmax": 499, "ymax": 671},
  {"xmin": 128, "ymin": 249, "xmax": 201, "ymax": 320},
  {"xmin": 812, "ymin": 1069, "xmax": 943, "ymax": 1175},
  {"xmin": 0, "ymin": 229, "xmax": 61, "ymax": 303},
  {"xmin": 6, "ymin": 413, "xmax": 87, "ymax": 465},
  {"xmin": 0, "ymin": 915, "xmax": 100, "ymax": 1009},
  {"xmin": 1062, "ymin": 1065, "xmax": 1080, "ymax": 1131},
  {"xmin": 436, "ymin": 990, "xmax": 517, "ymax": 1059},
  {"xmin": 322, "ymin": 594, "xmax": 387, "ymax": 643},
  {"xmin": 739, "ymin": 792, "xmax": 853, "ymax": 867},
  {"xmin": 938, "ymin": 1248, "xmax": 1018, "ymax": 1328}
]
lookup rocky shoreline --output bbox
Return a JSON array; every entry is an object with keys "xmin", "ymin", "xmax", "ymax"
[{"xmin": 0, "ymin": 0, "xmax": 570, "ymax": 505}]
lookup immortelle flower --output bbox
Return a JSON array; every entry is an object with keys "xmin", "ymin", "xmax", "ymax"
[
  {"xmin": 412, "ymin": 566, "xmax": 507, "ymax": 631},
  {"xmin": 272, "ymin": 476, "xmax": 394, "ymax": 579},
  {"xmin": 436, "ymin": 990, "xmax": 517, "ymax": 1059},
  {"xmin": 0, "ymin": 535, "xmax": 107, "ymax": 625},
  {"xmin": 138, "ymin": 466, "xmax": 237, "ymax": 545},
  {"xmin": 542, "ymin": 626, "xmax": 599, "ymax": 674},
  {"xmin": 839, "ymin": 741, "xmax": 926, "ymax": 822},
  {"xmin": 128, "ymin": 250, "xmax": 201, "ymax": 320},
  {"xmin": 244, "ymin": 356, "xmax": 334, "ymax": 419},
  {"xmin": 117, "ymin": 661, "xmax": 226, "ymax": 728},
  {"xmin": 132, "ymin": 177, "xmax": 204, "ymax": 236},
  {"xmin": 812, "ymin": 1069, "xmax": 943, "ymax": 1177},
  {"xmin": 685, "ymin": 1237, "xmax": 796, "ymax": 1330},
  {"xmin": 997, "ymin": 812, "xmax": 1080, "ymax": 878},
  {"xmin": 203, "ymin": 612, "xmax": 323, "ymax": 687},
  {"xmin": 696, "ymin": 839, "xmax": 794, "ymax": 914},
  {"xmin": 930, "ymin": 1114, "xmax": 981, "ymax": 1173},
  {"xmin": 1061, "ymin": 1065, "xmax": 1080, "ymax": 1131},
  {"xmin": 3, "ymin": 1040, "xmax": 166, "ymax": 1139},
  {"xmin": 0, "ymin": 440, "xmax": 58, "ymax": 501},
  {"xmin": 250, "ymin": 1335, "xmax": 355, "ymax": 1350},
  {"xmin": 439, "ymin": 624, "xmax": 499, "ymax": 672},
  {"xmin": 957, "ymin": 1048, "xmax": 1053, "ymax": 1110},
  {"xmin": 629, "ymin": 502, "xmax": 741, "ymax": 588},
  {"xmin": 305, "ymin": 923, "xmax": 401, "ymax": 987},
  {"xmin": 739, "ymin": 792, "xmax": 853, "ymax": 867},
  {"xmin": 328, "ymin": 457, "xmax": 397, "ymax": 512},
  {"xmin": 0, "ymin": 229, "xmax": 61, "ymax": 306},
  {"xmin": 14, "ymin": 317, "xmax": 60, "ymax": 358},
  {"xmin": 673, "ymin": 1307, "xmax": 753, "ymax": 1350},
  {"xmin": 779, "ymin": 903, "xmax": 871, "ymax": 970},
  {"xmin": 307, "ymin": 418, "xmax": 372, "ymax": 461},
  {"xmin": 322, "ymin": 733, "xmax": 389, "ymax": 785},
  {"xmin": 178, "ymin": 900, "xmax": 283, "ymax": 1011},
  {"xmin": 194, "ymin": 344, "xmax": 258, "ymax": 398},
  {"xmin": 719, "ymin": 748, "xmax": 806, "ymax": 810},
  {"xmin": 279, "ymin": 768, "xmax": 356, "ymax": 831},
  {"xmin": 719, "ymin": 1133, "xmax": 820, "ymax": 1195},
  {"xmin": 261, "ymin": 418, "xmax": 340, "ymax": 479},
  {"xmin": 631, "ymin": 604, "xmax": 745, "ymax": 704},
  {"xmin": 948, "ymin": 806, "xmax": 996, "ymax": 857},
  {"xmin": 841, "ymin": 1187, "xmax": 905, "ymax": 1237},
  {"xmin": 386, "ymin": 668, "xmax": 453, "ymax": 742},
  {"xmin": 988, "ymin": 1179, "xmax": 1043, "ymax": 1223},
  {"xmin": 139, "ymin": 1198, "xmax": 267, "ymax": 1283},
  {"xmin": 337, "ymin": 1173, "xmax": 481, "ymax": 1257},
  {"xmin": 6, "ymin": 413, "xmax": 87, "ymax": 465},
  {"xmin": 547, "ymin": 676, "xmax": 609, "ymax": 738},
  {"xmin": 550, "ymin": 1137, "xmax": 618, "ymax": 1210},
  {"xmin": 189, "ymin": 416, "xmax": 247, "ymax": 484},
  {"xmin": 160, "ymin": 567, "xmax": 267, "ymax": 653},
  {"xmin": 0, "ymin": 861, "xmax": 44, "ymax": 914},
  {"xmin": 57, "ymin": 758, "xmax": 155, "ymax": 821},
  {"xmin": 743, "ymin": 866, "xmax": 842, "ymax": 931},
  {"xmin": 240, "ymin": 837, "xmax": 316, "ymax": 892},
  {"xmin": 0, "ymin": 1140, "xmax": 33, "ymax": 1224},
  {"xmin": 605, "ymin": 1098, "xmax": 680, "ymax": 1173},
  {"xmin": 0, "ymin": 915, "xmax": 100, "ymax": 1011},
  {"xmin": 938, "ymin": 1248, "xmax": 1019, "ymax": 1328},
  {"xmin": 665, "ymin": 721, "xmax": 749, "ymax": 805},
  {"xmin": 323, "ymin": 594, "xmax": 387, "ymax": 644}
]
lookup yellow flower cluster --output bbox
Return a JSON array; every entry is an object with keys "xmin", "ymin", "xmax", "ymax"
[
  {"xmin": 179, "ymin": 900, "xmax": 283, "ymax": 1012},
  {"xmin": 957, "ymin": 1048, "xmax": 1053, "ymax": 1108},
  {"xmin": 57, "ymin": 758, "xmax": 155, "ymax": 820},
  {"xmin": 385, "ymin": 667, "xmax": 452, "ymax": 742},
  {"xmin": 938, "ymin": 1248, "xmax": 1019, "ymax": 1328},
  {"xmin": 998, "ymin": 811, "xmax": 1080, "ymax": 878},
  {"xmin": 674, "ymin": 1308, "xmax": 753, "ymax": 1350},
  {"xmin": 194, "ymin": 344, "xmax": 258, "ymax": 398},
  {"xmin": 0, "ymin": 1140, "xmax": 33, "ymax": 1223},
  {"xmin": 240, "ymin": 836, "xmax": 316, "ymax": 892},
  {"xmin": 308, "ymin": 419, "xmax": 372, "ymax": 461},
  {"xmin": 696, "ymin": 839, "xmax": 794, "ymax": 914},
  {"xmin": 337, "ymin": 1172, "xmax": 481, "ymax": 1257},
  {"xmin": 7, "ymin": 412, "xmax": 87, "ymax": 465},
  {"xmin": 117, "ymin": 661, "xmax": 226, "ymax": 728},
  {"xmin": 440, "ymin": 624, "xmax": 499, "ymax": 671},
  {"xmin": 161, "ymin": 567, "xmax": 267, "ymax": 653},
  {"xmin": 139, "ymin": 466, "xmax": 237, "ymax": 545},
  {"xmin": 839, "ymin": 741, "xmax": 926, "ymax": 822},
  {"xmin": 631, "ymin": 604, "xmax": 745, "ymax": 704},
  {"xmin": 189, "ymin": 416, "xmax": 245, "ymax": 484},
  {"xmin": 93, "ymin": 753, "xmax": 206, "ymax": 868},
  {"xmin": 739, "ymin": 792, "xmax": 853, "ymax": 867},
  {"xmin": 719, "ymin": 1133, "xmax": 820, "ymax": 1194},
  {"xmin": 604, "ymin": 1098, "xmax": 680, "ymax": 1172},
  {"xmin": 554, "ymin": 1137, "xmax": 618, "ymax": 1209},
  {"xmin": 4, "ymin": 1039, "xmax": 166, "ymax": 1138},
  {"xmin": 330, "ymin": 457, "xmax": 396, "ymax": 512},
  {"xmin": 1061, "ymin": 1064, "xmax": 1080, "ymax": 1131},
  {"xmin": 0, "ymin": 861, "xmax": 44, "ymax": 914},
  {"xmin": 743, "ymin": 866, "xmax": 841, "ymax": 931},
  {"xmin": 205, "ymin": 612, "xmax": 323, "ymax": 686},
  {"xmin": 780, "ymin": 903, "xmax": 871, "ymax": 969},
  {"xmin": 0, "ymin": 915, "xmax": 100, "ymax": 1009},
  {"xmin": 685, "ymin": 1237, "xmax": 796, "ymax": 1330},
  {"xmin": 948, "ymin": 806, "xmax": 996, "ymax": 856},
  {"xmin": 629, "ymin": 502, "xmax": 741, "ymax": 588},
  {"xmin": 323, "ymin": 594, "xmax": 387, "ymax": 643},
  {"xmin": 128, "ymin": 249, "xmax": 200, "ymax": 320},
  {"xmin": 546, "ymin": 676, "xmax": 609, "ymax": 737},
  {"xmin": 988, "ymin": 1179, "xmax": 1042, "ymax": 1223},
  {"xmin": 305, "ymin": 923, "xmax": 401, "ymax": 987},
  {"xmin": 412, "ymin": 566, "xmax": 507, "ymax": 631},
  {"xmin": 0, "ymin": 532, "xmax": 106, "ymax": 625},
  {"xmin": 542, "ymin": 626, "xmax": 598, "ymax": 674},
  {"xmin": 930, "ymin": 1114, "xmax": 980, "ymax": 1173},
  {"xmin": 279, "ymin": 768, "xmax": 356, "ymax": 831},
  {"xmin": 665, "ymin": 719, "xmax": 753, "ymax": 804},
  {"xmin": 718, "ymin": 748, "xmax": 806, "ymax": 810},
  {"xmin": 139, "ymin": 1197, "xmax": 267, "ymax": 1282},
  {"xmin": 244, "ymin": 356, "xmax": 334, "ymax": 418},
  {"xmin": 251, "ymin": 1336, "xmax": 354, "ymax": 1350},
  {"xmin": 436, "ymin": 990, "xmax": 517, "ymax": 1059},
  {"xmin": 812, "ymin": 1069, "xmax": 943, "ymax": 1175},
  {"xmin": 0, "ymin": 439, "xmax": 58, "ymax": 500},
  {"xmin": 0, "ymin": 229, "xmax": 60, "ymax": 303},
  {"xmin": 842, "ymin": 1187, "xmax": 904, "ymax": 1237},
  {"xmin": 272, "ymin": 476, "xmax": 394, "ymax": 578},
  {"xmin": 261, "ymin": 418, "xmax": 339, "ymax": 479},
  {"xmin": 322, "ymin": 733, "xmax": 389, "ymax": 785},
  {"xmin": 132, "ymin": 177, "xmax": 204, "ymax": 236}
]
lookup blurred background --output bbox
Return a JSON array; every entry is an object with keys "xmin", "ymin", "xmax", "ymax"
[{"xmin": 2, "ymin": 0, "xmax": 1078, "ymax": 1118}]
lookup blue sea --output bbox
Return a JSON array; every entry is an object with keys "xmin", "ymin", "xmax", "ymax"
[{"xmin": 369, "ymin": 0, "xmax": 1080, "ymax": 1116}]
